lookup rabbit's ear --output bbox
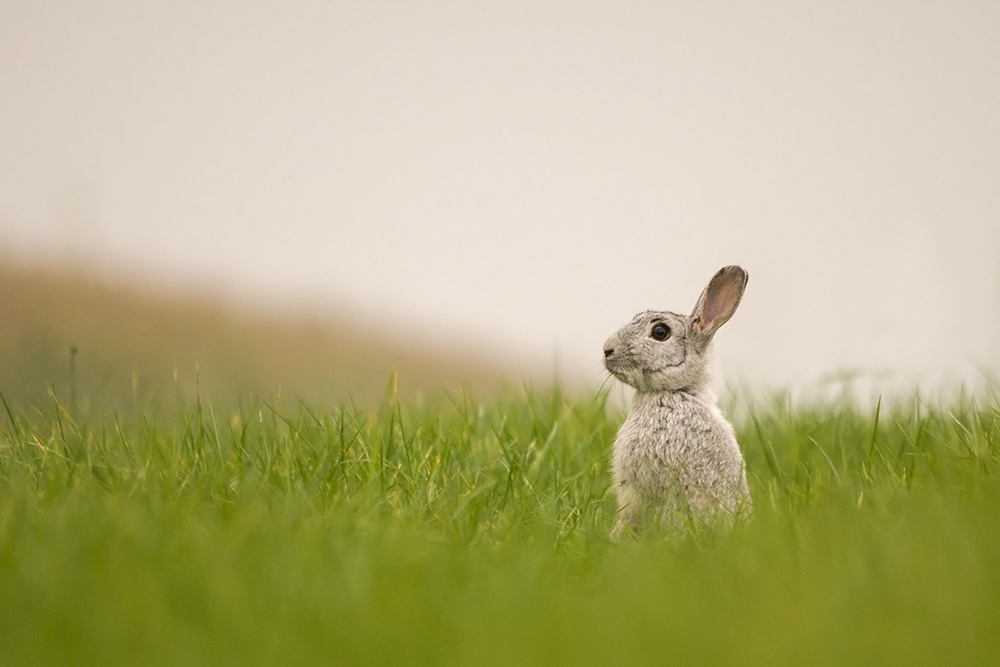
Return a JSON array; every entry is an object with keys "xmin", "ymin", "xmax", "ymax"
[{"xmin": 690, "ymin": 266, "xmax": 748, "ymax": 349}]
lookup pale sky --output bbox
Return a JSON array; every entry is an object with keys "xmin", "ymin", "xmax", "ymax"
[{"xmin": 2, "ymin": 1, "xmax": 999, "ymax": 393}]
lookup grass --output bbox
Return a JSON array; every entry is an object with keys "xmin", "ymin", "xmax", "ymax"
[{"xmin": 1, "ymin": 378, "xmax": 999, "ymax": 666}]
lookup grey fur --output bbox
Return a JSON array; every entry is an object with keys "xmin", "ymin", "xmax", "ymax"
[{"xmin": 603, "ymin": 265, "xmax": 751, "ymax": 539}]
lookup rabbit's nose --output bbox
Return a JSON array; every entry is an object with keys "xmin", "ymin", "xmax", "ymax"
[{"xmin": 603, "ymin": 346, "xmax": 614, "ymax": 358}]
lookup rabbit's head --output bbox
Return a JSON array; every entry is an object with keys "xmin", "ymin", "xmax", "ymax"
[{"xmin": 603, "ymin": 265, "xmax": 748, "ymax": 393}]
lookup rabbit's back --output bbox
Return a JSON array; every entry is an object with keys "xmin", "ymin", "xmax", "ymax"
[{"xmin": 612, "ymin": 390, "xmax": 750, "ymax": 536}]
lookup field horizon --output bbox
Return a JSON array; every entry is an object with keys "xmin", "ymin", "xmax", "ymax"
[{"xmin": 0, "ymin": 259, "xmax": 544, "ymax": 411}]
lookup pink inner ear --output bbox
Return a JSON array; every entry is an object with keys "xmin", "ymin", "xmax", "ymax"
[{"xmin": 701, "ymin": 280, "xmax": 740, "ymax": 331}]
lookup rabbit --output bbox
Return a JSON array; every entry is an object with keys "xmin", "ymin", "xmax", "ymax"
[{"xmin": 603, "ymin": 265, "xmax": 751, "ymax": 540}]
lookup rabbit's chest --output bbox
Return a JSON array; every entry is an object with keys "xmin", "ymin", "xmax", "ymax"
[
  {"xmin": 612, "ymin": 395, "xmax": 727, "ymax": 477},
  {"xmin": 614, "ymin": 405, "xmax": 688, "ymax": 473}
]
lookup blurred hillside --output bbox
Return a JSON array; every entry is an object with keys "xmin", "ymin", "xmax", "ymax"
[{"xmin": 0, "ymin": 262, "xmax": 517, "ymax": 411}]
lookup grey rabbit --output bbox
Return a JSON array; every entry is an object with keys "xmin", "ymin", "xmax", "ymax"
[{"xmin": 603, "ymin": 265, "xmax": 751, "ymax": 539}]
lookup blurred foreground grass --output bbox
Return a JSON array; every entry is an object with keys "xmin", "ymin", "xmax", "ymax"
[{"xmin": 1, "ymin": 380, "xmax": 999, "ymax": 666}]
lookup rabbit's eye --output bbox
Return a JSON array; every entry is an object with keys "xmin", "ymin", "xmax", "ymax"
[{"xmin": 650, "ymin": 323, "xmax": 671, "ymax": 341}]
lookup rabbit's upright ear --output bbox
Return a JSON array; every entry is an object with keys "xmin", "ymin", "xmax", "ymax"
[{"xmin": 690, "ymin": 266, "xmax": 748, "ymax": 350}]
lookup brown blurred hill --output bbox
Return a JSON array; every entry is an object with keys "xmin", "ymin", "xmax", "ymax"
[{"xmin": 0, "ymin": 261, "xmax": 516, "ymax": 411}]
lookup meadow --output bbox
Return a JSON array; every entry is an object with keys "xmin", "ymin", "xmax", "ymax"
[
  {"xmin": 1, "ymin": 377, "xmax": 999, "ymax": 666},
  {"xmin": 1, "ymin": 263, "xmax": 998, "ymax": 665}
]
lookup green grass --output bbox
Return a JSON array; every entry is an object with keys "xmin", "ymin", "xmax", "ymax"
[{"xmin": 1, "ymin": 380, "xmax": 999, "ymax": 666}]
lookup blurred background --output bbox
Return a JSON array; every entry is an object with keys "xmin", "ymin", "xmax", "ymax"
[{"xmin": 1, "ymin": 1, "xmax": 999, "ymax": 406}]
